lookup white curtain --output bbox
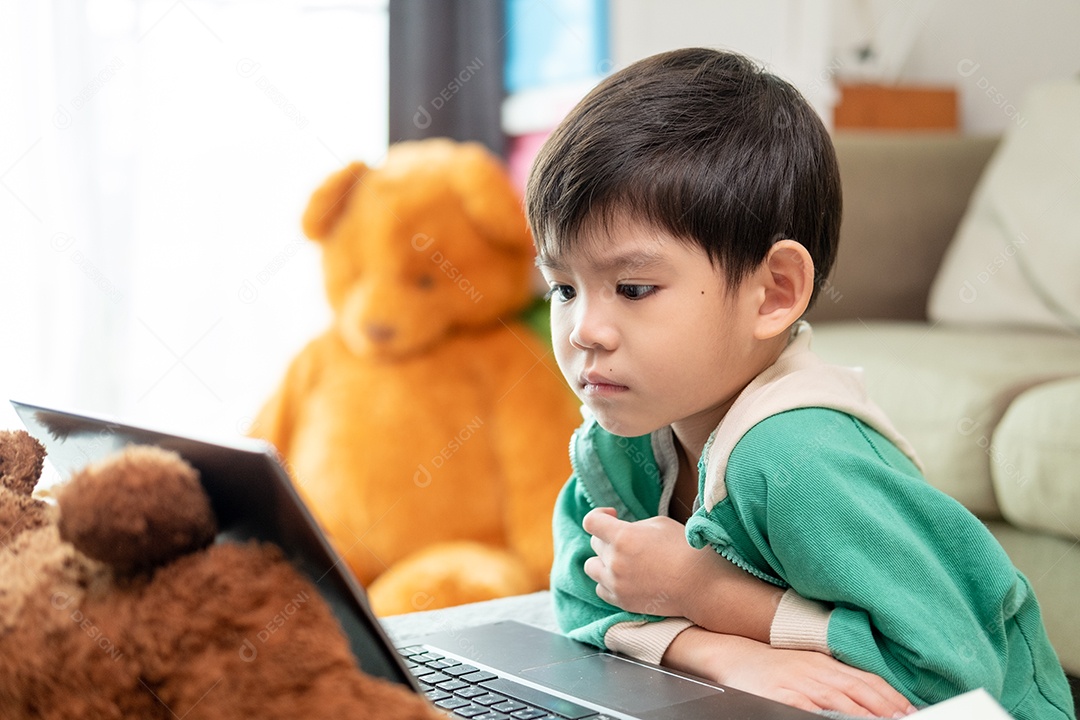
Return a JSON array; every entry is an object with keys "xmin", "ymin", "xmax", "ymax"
[{"xmin": 0, "ymin": 0, "xmax": 388, "ymax": 439}]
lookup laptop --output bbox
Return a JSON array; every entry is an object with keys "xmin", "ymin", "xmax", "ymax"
[{"xmin": 10, "ymin": 399, "xmax": 814, "ymax": 720}]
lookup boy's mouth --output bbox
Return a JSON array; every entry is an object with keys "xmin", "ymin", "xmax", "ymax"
[{"xmin": 580, "ymin": 372, "xmax": 629, "ymax": 396}]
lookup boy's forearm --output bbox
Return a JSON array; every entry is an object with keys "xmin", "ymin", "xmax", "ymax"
[{"xmin": 680, "ymin": 570, "xmax": 786, "ymax": 644}]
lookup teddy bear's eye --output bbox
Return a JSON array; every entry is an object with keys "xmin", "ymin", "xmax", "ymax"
[{"xmin": 417, "ymin": 274, "xmax": 435, "ymax": 290}]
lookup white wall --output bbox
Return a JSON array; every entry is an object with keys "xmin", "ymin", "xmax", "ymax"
[
  {"xmin": 610, "ymin": 0, "xmax": 1080, "ymax": 136},
  {"xmin": 610, "ymin": 0, "xmax": 838, "ymax": 126},
  {"xmin": 834, "ymin": 0, "xmax": 1080, "ymax": 135}
]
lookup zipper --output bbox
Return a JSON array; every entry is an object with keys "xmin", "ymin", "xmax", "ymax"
[
  {"xmin": 715, "ymin": 544, "xmax": 787, "ymax": 588},
  {"xmin": 696, "ymin": 425, "xmax": 786, "ymax": 585}
]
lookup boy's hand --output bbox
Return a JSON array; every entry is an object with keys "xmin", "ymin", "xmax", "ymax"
[
  {"xmin": 583, "ymin": 508, "xmax": 702, "ymax": 617},
  {"xmin": 581, "ymin": 508, "xmax": 783, "ymax": 641},
  {"xmin": 665, "ymin": 627, "xmax": 918, "ymax": 718}
]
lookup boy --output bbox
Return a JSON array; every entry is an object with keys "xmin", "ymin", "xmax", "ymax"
[{"xmin": 526, "ymin": 48, "xmax": 1075, "ymax": 719}]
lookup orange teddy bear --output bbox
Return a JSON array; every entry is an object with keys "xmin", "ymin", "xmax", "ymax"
[{"xmin": 252, "ymin": 139, "xmax": 581, "ymax": 616}]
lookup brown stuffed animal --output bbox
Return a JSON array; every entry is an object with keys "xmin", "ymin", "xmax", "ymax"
[
  {"xmin": 0, "ymin": 430, "xmax": 443, "ymax": 720},
  {"xmin": 251, "ymin": 138, "xmax": 581, "ymax": 616}
]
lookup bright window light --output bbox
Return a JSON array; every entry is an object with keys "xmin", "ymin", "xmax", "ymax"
[{"xmin": 0, "ymin": 0, "xmax": 389, "ymax": 440}]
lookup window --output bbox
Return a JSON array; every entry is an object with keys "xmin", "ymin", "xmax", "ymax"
[{"xmin": 0, "ymin": 0, "xmax": 388, "ymax": 440}]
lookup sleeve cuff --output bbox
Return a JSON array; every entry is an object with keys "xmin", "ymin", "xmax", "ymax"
[
  {"xmin": 603, "ymin": 618, "xmax": 695, "ymax": 665},
  {"xmin": 769, "ymin": 588, "xmax": 833, "ymax": 655}
]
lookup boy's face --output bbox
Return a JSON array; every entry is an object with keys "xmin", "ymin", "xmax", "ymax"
[{"xmin": 539, "ymin": 219, "xmax": 776, "ymax": 440}]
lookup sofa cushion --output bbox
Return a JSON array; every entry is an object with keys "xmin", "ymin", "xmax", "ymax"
[
  {"xmin": 928, "ymin": 81, "xmax": 1080, "ymax": 331},
  {"xmin": 811, "ymin": 321, "xmax": 1080, "ymax": 518},
  {"xmin": 987, "ymin": 521, "xmax": 1080, "ymax": 676},
  {"xmin": 810, "ymin": 133, "xmax": 997, "ymax": 324},
  {"xmin": 991, "ymin": 377, "xmax": 1080, "ymax": 540}
]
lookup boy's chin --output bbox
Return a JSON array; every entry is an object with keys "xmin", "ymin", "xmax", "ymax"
[{"xmin": 587, "ymin": 409, "xmax": 658, "ymax": 439}]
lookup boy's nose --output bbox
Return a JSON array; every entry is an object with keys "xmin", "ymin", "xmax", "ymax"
[{"xmin": 568, "ymin": 301, "xmax": 618, "ymax": 351}]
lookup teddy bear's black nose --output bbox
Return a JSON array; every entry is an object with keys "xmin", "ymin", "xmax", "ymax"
[{"xmin": 365, "ymin": 324, "xmax": 397, "ymax": 344}]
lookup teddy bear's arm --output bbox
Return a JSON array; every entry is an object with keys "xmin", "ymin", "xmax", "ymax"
[{"xmin": 250, "ymin": 335, "xmax": 328, "ymax": 458}]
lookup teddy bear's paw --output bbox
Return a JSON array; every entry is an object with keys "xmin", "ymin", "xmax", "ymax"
[
  {"xmin": 57, "ymin": 445, "xmax": 216, "ymax": 574},
  {"xmin": 367, "ymin": 541, "xmax": 536, "ymax": 616}
]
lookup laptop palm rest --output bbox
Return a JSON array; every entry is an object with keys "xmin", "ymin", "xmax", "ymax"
[
  {"xmin": 520, "ymin": 654, "xmax": 717, "ymax": 713},
  {"xmin": 415, "ymin": 621, "xmax": 816, "ymax": 719}
]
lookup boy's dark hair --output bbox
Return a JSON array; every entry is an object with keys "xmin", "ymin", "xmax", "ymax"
[{"xmin": 526, "ymin": 47, "xmax": 841, "ymax": 308}]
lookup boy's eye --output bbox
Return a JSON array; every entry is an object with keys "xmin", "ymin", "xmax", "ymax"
[
  {"xmin": 545, "ymin": 284, "xmax": 576, "ymax": 303},
  {"xmin": 617, "ymin": 284, "xmax": 656, "ymax": 300}
]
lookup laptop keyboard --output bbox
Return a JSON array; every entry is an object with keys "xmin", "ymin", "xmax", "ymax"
[{"xmin": 398, "ymin": 646, "xmax": 611, "ymax": 720}]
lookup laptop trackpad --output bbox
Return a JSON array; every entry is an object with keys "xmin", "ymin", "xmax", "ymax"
[{"xmin": 520, "ymin": 654, "xmax": 719, "ymax": 713}]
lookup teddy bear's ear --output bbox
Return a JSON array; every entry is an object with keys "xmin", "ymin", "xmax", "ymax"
[
  {"xmin": 302, "ymin": 161, "xmax": 369, "ymax": 242},
  {"xmin": 453, "ymin": 144, "xmax": 533, "ymax": 254}
]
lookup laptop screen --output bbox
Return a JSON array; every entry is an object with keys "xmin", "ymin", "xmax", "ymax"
[{"xmin": 10, "ymin": 399, "xmax": 419, "ymax": 690}]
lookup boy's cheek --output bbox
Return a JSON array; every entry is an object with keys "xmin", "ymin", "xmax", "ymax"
[
  {"xmin": 547, "ymin": 313, "xmax": 582, "ymax": 380},
  {"xmin": 552, "ymin": 351, "xmax": 577, "ymax": 388},
  {"xmin": 548, "ymin": 317, "xmax": 574, "ymax": 353},
  {"xmin": 548, "ymin": 346, "xmax": 579, "ymax": 394}
]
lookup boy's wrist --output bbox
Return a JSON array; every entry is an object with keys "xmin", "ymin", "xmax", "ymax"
[
  {"xmin": 605, "ymin": 618, "xmax": 695, "ymax": 665},
  {"xmin": 661, "ymin": 625, "xmax": 757, "ymax": 685}
]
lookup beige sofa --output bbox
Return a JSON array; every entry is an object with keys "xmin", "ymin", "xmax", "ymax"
[{"xmin": 808, "ymin": 133, "xmax": 1080, "ymax": 679}]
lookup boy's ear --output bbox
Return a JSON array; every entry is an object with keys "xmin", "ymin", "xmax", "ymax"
[{"xmin": 752, "ymin": 240, "xmax": 814, "ymax": 340}]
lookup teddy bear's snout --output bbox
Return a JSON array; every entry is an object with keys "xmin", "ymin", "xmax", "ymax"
[{"xmin": 365, "ymin": 323, "xmax": 397, "ymax": 344}]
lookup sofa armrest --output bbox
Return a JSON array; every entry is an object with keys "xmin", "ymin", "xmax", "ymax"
[{"xmin": 806, "ymin": 132, "xmax": 1000, "ymax": 324}]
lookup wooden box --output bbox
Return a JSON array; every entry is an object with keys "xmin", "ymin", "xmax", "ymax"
[{"xmin": 834, "ymin": 83, "xmax": 959, "ymax": 130}]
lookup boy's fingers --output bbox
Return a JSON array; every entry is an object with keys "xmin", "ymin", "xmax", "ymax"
[
  {"xmin": 583, "ymin": 559, "xmax": 619, "ymax": 607},
  {"xmin": 582, "ymin": 507, "xmax": 621, "ymax": 537},
  {"xmin": 583, "ymin": 556, "xmax": 604, "ymax": 583},
  {"xmin": 855, "ymin": 673, "xmax": 914, "ymax": 714},
  {"xmin": 803, "ymin": 684, "xmax": 874, "ymax": 718},
  {"xmin": 837, "ymin": 669, "xmax": 915, "ymax": 717},
  {"xmin": 583, "ymin": 507, "xmax": 618, "ymax": 525}
]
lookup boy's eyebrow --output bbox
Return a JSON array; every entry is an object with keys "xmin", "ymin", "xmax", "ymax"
[
  {"xmin": 536, "ymin": 250, "xmax": 669, "ymax": 274},
  {"xmin": 535, "ymin": 255, "xmax": 566, "ymax": 271}
]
